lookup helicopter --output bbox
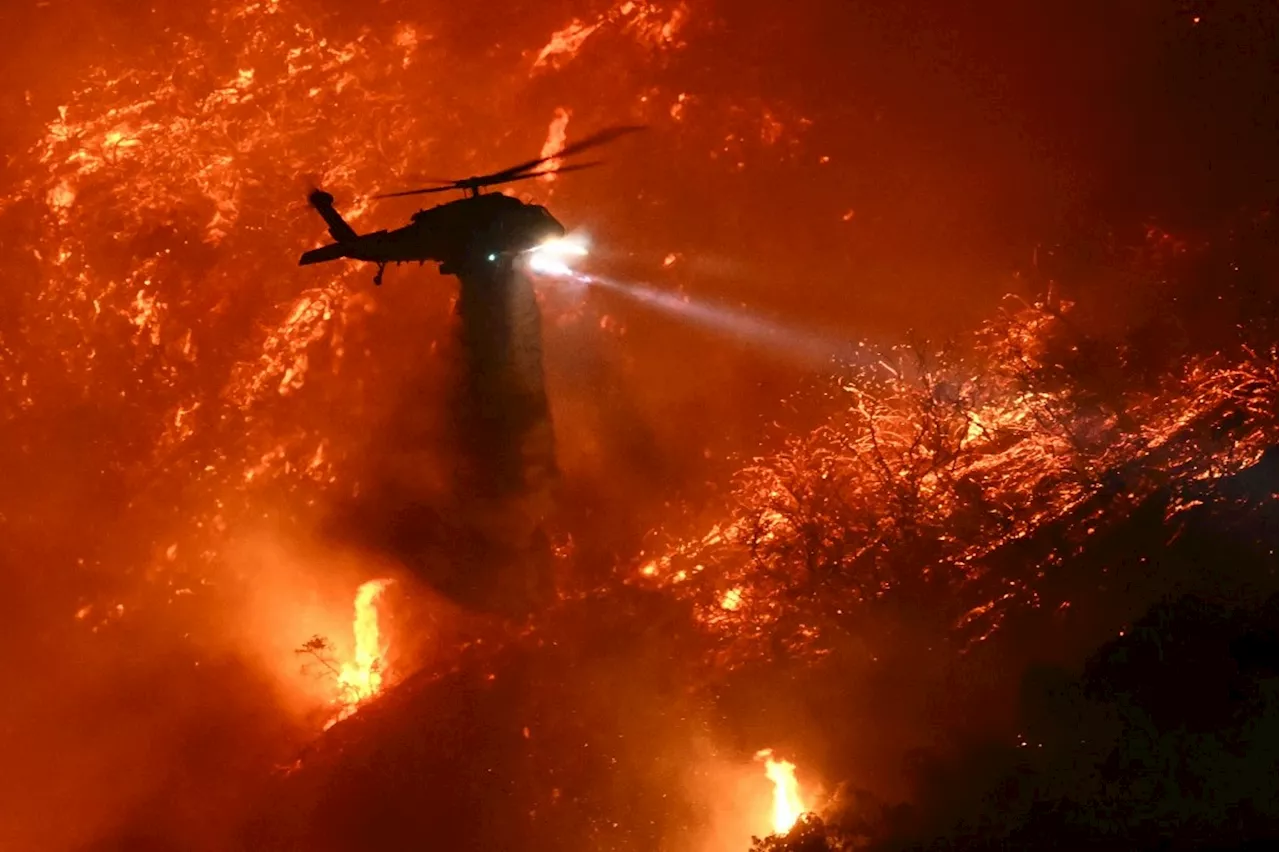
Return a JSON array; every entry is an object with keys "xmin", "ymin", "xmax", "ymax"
[{"xmin": 298, "ymin": 125, "xmax": 643, "ymax": 285}]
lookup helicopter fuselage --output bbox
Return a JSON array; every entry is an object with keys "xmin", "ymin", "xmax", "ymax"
[{"xmin": 298, "ymin": 191, "xmax": 565, "ymax": 279}]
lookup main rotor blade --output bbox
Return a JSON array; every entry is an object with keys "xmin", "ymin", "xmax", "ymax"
[
  {"xmin": 374, "ymin": 160, "xmax": 606, "ymax": 198},
  {"xmin": 484, "ymin": 125, "xmax": 646, "ymax": 183},
  {"xmin": 404, "ymin": 177, "xmax": 459, "ymax": 187},
  {"xmin": 374, "ymin": 183, "xmax": 464, "ymax": 199},
  {"xmin": 501, "ymin": 161, "xmax": 604, "ymax": 183},
  {"xmin": 372, "ymin": 126, "xmax": 643, "ymax": 200}
]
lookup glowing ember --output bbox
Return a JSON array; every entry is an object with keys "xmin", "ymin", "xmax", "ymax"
[
  {"xmin": 755, "ymin": 748, "xmax": 807, "ymax": 835},
  {"xmin": 720, "ymin": 586, "xmax": 743, "ymax": 611},
  {"xmin": 327, "ymin": 578, "xmax": 394, "ymax": 730}
]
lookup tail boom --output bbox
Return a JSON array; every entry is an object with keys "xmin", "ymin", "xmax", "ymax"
[
  {"xmin": 300, "ymin": 188, "xmax": 361, "ymax": 266},
  {"xmin": 298, "ymin": 242, "xmax": 353, "ymax": 266},
  {"xmin": 308, "ymin": 189, "xmax": 359, "ymax": 242}
]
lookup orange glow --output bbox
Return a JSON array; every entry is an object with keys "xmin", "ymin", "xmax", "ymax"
[
  {"xmin": 326, "ymin": 578, "xmax": 394, "ymax": 729},
  {"xmin": 755, "ymin": 749, "xmax": 806, "ymax": 835},
  {"xmin": 720, "ymin": 586, "xmax": 743, "ymax": 611}
]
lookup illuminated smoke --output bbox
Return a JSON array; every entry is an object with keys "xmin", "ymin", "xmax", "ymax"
[
  {"xmin": 537, "ymin": 266, "xmax": 874, "ymax": 369},
  {"xmin": 755, "ymin": 749, "xmax": 807, "ymax": 835}
]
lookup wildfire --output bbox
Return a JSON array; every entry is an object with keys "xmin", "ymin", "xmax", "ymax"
[
  {"xmin": 755, "ymin": 749, "xmax": 807, "ymax": 835},
  {"xmin": 326, "ymin": 578, "xmax": 394, "ymax": 730},
  {"xmin": 637, "ymin": 294, "xmax": 1277, "ymax": 666},
  {"xmin": 0, "ymin": 2, "xmax": 1272, "ymax": 848}
]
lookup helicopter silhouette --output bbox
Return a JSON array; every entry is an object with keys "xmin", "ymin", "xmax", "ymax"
[{"xmin": 298, "ymin": 125, "xmax": 644, "ymax": 285}]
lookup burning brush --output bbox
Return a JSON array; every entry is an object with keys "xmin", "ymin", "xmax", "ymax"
[{"xmin": 295, "ymin": 579, "xmax": 396, "ymax": 730}]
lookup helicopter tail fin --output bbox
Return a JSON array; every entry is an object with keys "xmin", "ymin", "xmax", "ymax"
[{"xmin": 308, "ymin": 189, "xmax": 359, "ymax": 243}]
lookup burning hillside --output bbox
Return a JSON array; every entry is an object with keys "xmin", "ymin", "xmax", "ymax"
[
  {"xmin": 0, "ymin": 1, "xmax": 1276, "ymax": 851},
  {"xmin": 634, "ymin": 293, "xmax": 1276, "ymax": 666},
  {"xmin": 236, "ymin": 307, "xmax": 1274, "ymax": 850}
]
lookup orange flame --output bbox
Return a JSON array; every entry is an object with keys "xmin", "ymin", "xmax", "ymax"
[
  {"xmin": 539, "ymin": 107, "xmax": 572, "ymax": 182},
  {"xmin": 326, "ymin": 578, "xmax": 393, "ymax": 729},
  {"xmin": 755, "ymin": 748, "xmax": 806, "ymax": 835}
]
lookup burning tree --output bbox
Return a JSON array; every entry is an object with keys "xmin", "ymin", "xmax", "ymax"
[
  {"xmin": 296, "ymin": 578, "xmax": 396, "ymax": 729},
  {"xmin": 750, "ymin": 815, "xmax": 842, "ymax": 852}
]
